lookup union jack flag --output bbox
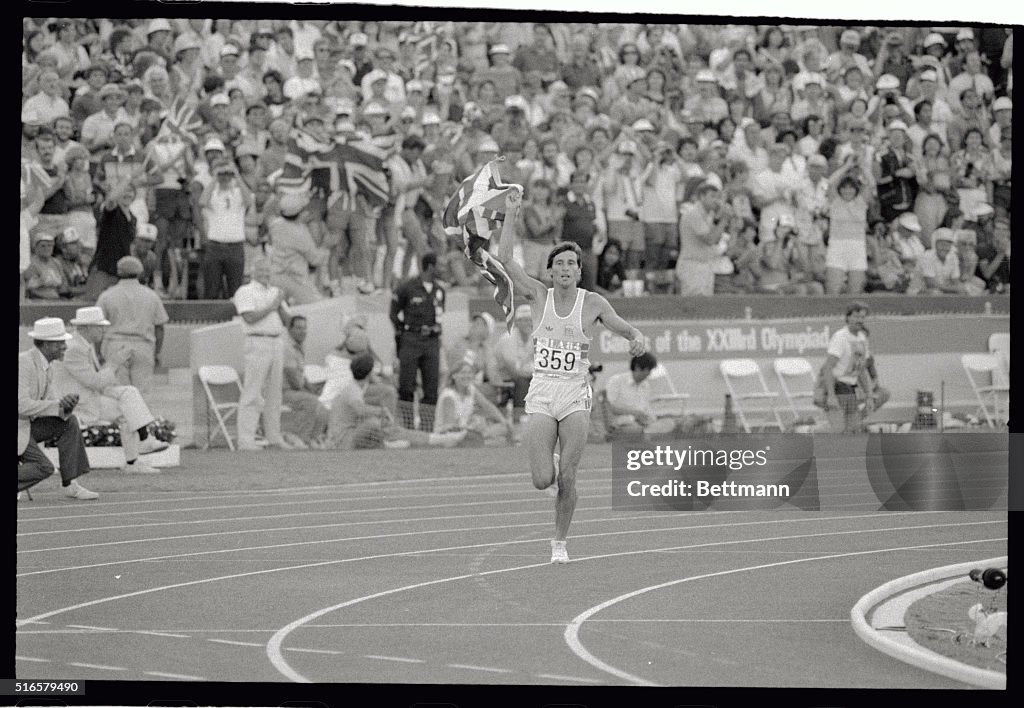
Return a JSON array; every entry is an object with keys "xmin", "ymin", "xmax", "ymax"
[
  {"xmin": 276, "ymin": 128, "xmax": 390, "ymax": 210},
  {"xmin": 442, "ymin": 158, "xmax": 522, "ymax": 332}
]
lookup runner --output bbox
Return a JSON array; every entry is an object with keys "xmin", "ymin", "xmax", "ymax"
[{"xmin": 499, "ymin": 186, "xmax": 646, "ymax": 564}]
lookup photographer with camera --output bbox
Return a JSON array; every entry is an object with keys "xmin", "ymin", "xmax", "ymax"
[
  {"xmin": 873, "ymin": 119, "xmax": 918, "ymax": 222},
  {"xmin": 600, "ymin": 141, "xmax": 644, "ymax": 272},
  {"xmin": 198, "ymin": 158, "xmax": 252, "ymax": 299},
  {"xmin": 640, "ymin": 139, "xmax": 686, "ymax": 272},
  {"xmin": 676, "ymin": 181, "xmax": 732, "ymax": 296}
]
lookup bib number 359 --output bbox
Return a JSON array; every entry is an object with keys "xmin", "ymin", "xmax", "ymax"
[{"xmin": 537, "ymin": 347, "xmax": 576, "ymax": 372}]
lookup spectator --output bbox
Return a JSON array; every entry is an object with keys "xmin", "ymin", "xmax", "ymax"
[
  {"xmin": 388, "ymin": 134, "xmax": 432, "ymax": 284},
  {"xmin": 891, "ymin": 212, "xmax": 927, "ymax": 293},
  {"xmin": 56, "ymin": 227, "xmax": 88, "ymax": 297},
  {"xmin": 917, "ymin": 227, "xmax": 965, "ymax": 293},
  {"xmin": 495, "ymin": 304, "xmax": 536, "ymax": 423},
  {"xmin": 69, "ymin": 65, "xmax": 110, "ymax": 125},
  {"xmin": 601, "ymin": 141, "xmax": 644, "ymax": 272},
  {"xmin": 913, "ymin": 133, "xmax": 953, "ymax": 241},
  {"xmin": 595, "ymin": 238, "xmax": 627, "ymax": 296},
  {"xmin": 85, "ymin": 181, "xmax": 137, "ymax": 299},
  {"xmin": 950, "ymin": 127, "xmax": 994, "ymax": 217},
  {"xmin": 23, "ymin": 232, "xmax": 69, "ymax": 300},
  {"xmin": 18, "ymin": 318, "xmax": 97, "ymax": 500},
  {"xmin": 953, "ymin": 229, "xmax": 988, "ymax": 295},
  {"xmin": 95, "ymin": 256, "xmax": 169, "ymax": 393},
  {"xmin": 975, "ymin": 215, "xmax": 1010, "ymax": 293},
  {"xmin": 269, "ymin": 191, "xmax": 329, "ymax": 304},
  {"xmin": 281, "ymin": 315, "xmax": 330, "ymax": 448},
  {"xmin": 639, "ymin": 141, "xmax": 686, "ymax": 272},
  {"xmin": 865, "ymin": 221, "xmax": 909, "ymax": 293},
  {"xmin": 56, "ymin": 307, "xmax": 167, "ymax": 474},
  {"xmin": 81, "ymin": 84, "xmax": 133, "ymax": 159},
  {"xmin": 434, "ymin": 359, "xmax": 512, "ymax": 445},
  {"xmin": 130, "ymin": 223, "xmax": 161, "ymax": 288},
  {"xmin": 677, "ymin": 182, "xmax": 730, "ymax": 296},
  {"xmin": 327, "ymin": 353, "xmax": 463, "ymax": 450},
  {"xmin": 23, "ymin": 69, "xmax": 71, "ymax": 125},
  {"xmin": 824, "ymin": 156, "xmax": 871, "ymax": 295},
  {"xmin": 560, "ymin": 171, "xmax": 600, "ymax": 291},
  {"xmin": 520, "ymin": 179, "xmax": 563, "ymax": 281},
  {"xmin": 199, "ymin": 160, "xmax": 251, "ymax": 299}
]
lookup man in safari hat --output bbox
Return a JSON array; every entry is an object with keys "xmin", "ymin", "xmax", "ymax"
[
  {"xmin": 19, "ymin": 318, "xmax": 97, "ymax": 500},
  {"xmin": 56, "ymin": 307, "xmax": 169, "ymax": 475}
]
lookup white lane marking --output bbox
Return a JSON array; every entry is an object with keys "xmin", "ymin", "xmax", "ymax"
[
  {"xmin": 16, "ymin": 501, "xmax": 615, "ymax": 538},
  {"xmin": 589, "ymin": 618, "xmax": 849, "ymax": 623},
  {"xmin": 67, "ymin": 662, "xmax": 127, "ymax": 671},
  {"xmin": 16, "ymin": 488, "xmax": 614, "ymax": 529},
  {"xmin": 447, "ymin": 663, "xmax": 514, "ymax": 674},
  {"xmin": 15, "ymin": 474, "xmax": 614, "ymax": 520},
  {"xmin": 144, "ymin": 671, "xmax": 207, "ymax": 680},
  {"xmin": 563, "ymin": 536, "xmax": 1007, "ymax": 687},
  {"xmin": 536, "ymin": 673, "xmax": 603, "ymax": 684},
  {"xmin": 364, "ymin": 655, "xmax": 425, "ymax": 664},
  {"xmin": 134, "ymin": 630, "xmax": 191, "ymax": 638},
  {"xmin": 15, "ymin": 656, "xmax": 50, "ymax": 662},
  {"xmin": 14, "ymin": 511, "xmax": 691, "ymax": 576},
  {"xmin": 15, "ymin": 516, "xmax": 999, "ymax": 636},
  {"xmin": 16, "ymin": 510, "xmax": 979, "ymax": 578},
  {"xmin": 264, "ymin": 521, "xmax": 1005, "ymax": 683},
  {"xmin": 18, "ymin": 499, "xmax": 617, "ymax": 552},
  {"xmin": 286, "ymin": 647, "xmax": 345, "ymax": 656},
  {"xmin": 67, "ymin": 624, "xmax": 116, "ymax": 631},
  {"xmin": 209, "ymin": 639, "xmax": 264, "ymax": 647}
]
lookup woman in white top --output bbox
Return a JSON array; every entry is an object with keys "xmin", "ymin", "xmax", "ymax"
[
  {"xmin": 825, "ymin": 154, "xmax": 872, "ymax": 295},
  {"xmin": 434, "ymin": 360, "xmax": 512, "ymax": 445}
]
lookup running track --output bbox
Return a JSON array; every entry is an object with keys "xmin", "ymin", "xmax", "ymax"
[{"xmin": 15, "ymin": 450, "xmax": 1007, "ymax": 688}]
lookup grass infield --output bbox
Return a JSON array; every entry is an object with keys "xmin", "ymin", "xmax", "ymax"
[{"xmin": 904, "ymin": 579, "xmax": 1008, "ymax": 673}]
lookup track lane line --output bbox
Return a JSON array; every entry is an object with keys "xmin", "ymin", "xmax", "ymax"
[
  {"xmin": 562, "ymin": 536, "xmax": 1007, "ymax": 686},
  {"xmin": 263, "ymin": 522, "xmax": 1005, "ymax": 682}
]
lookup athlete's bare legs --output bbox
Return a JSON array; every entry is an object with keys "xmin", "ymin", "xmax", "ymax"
[{"xmin": 553, "ymin": 411, "xmax": 588, "ymax": 543}]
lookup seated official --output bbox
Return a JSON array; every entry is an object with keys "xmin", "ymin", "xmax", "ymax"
[
  {"xmin": 434, "ymin": 359, "xmax": 513, "ymax": 446},
  {"xmin": 54, "ymin": 307, "xmax": 168, "ymax": 474},
  {"xmin": 281, "ymin": 315, "xmax": 329, "ymax": 448},
  {"xmin": 18, "ymin": 318, "xmax": 97, "ymax": 500},
  {"xmin": 604, "ymin": 353, "xmax": 678, "ymax": 436}
]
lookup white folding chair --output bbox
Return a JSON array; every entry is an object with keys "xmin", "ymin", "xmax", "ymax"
[
  {"xmin": 773, "ymin": 357, "xmax": 818, "ymax": 425},
  {"xmin": 198, "ymin": 365, "xmax": 242, "ymax": 450},
  {"xmin": 647, "ymin": 364, "xmax": 690, "ymax": 419},
  {"xmin": 961, "ymin": 354, "xmax": 1010, "ymax": 428},
  {"xmin": 988, "ymin": 333, "xmax": 1010, "ymax": 388},
  {"xmin": 719, "ymin": 358, "xmax": 784, "ymax": 433}
]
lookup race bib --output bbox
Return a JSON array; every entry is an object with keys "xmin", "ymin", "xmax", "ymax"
[{"xmin": 534, "ymin": 337, "xmax": 588, "ymax": 375}]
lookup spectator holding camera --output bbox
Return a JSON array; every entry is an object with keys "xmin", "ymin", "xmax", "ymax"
[
  {"xmin": 873, "ymin": 119, "xmax": 918, "ymax": 223},
  {"xmin": 601, "ymin": 141, "xmax": 644, "ymax": 272},
  {"xmin": 640, "ymin": 140, "xmax": 686, "ymax": 272},
  {"xmin": 199, "ymin": 159, "xmax": 252, "ymax": 299},
  {"xmin": 677, "ymin": 182, "xmax": 731, "ymax": 296}
]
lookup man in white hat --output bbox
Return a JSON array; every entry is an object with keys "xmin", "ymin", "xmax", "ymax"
[
  {"xmin": 947, "ymin": 51, "xmax": 995, "ymax": 115},
  {"xmin": 80, "ymin": 83, "xmax": 132, "ymax": 156},
  {"xmin": 130, "ymin": 223, "xmax": 161, "ymax": 288},
  {"xmin": 268, "ymin": 190, "xmax": 328, "ymax": 305},
  {"xmin": 601, "ymin": 140, "xmax": 645, "ymax": 272},
  {"xmin": 361, "ymin": 46, "xmax": 406, "ymax": 105},
  {"xmin": 57, "ymin": 226, "xmax": 88, "ymax": 297},
  {"xmin": 284, "ymin": 49, "xmax": 323, "ymax": 101},
  {"xmin": 824, "ymin": 29, "xmax": 871, "ymax": 82},
  {"xmin": 684, "ymin": 69, "xmax": 728, "ymax": 125},
  {"xmin": 55, "ymin": 307, "xmax": 168, "ymax": 474},
  {"xmin": 95, "ymin": 256, "xmax": 170, "ymax": 394},
  {"xmin": 199, "ymin": 159, "xmax": 252, "ymax": 298},
  {"xmin": 19, "ymin": 318, "xmax": 98, "ymax": 500},
  {"xmin": 476, "ymin": 43, "xmax": 523, "ymax": 100},
  {"xmin": 989, "ymin": 96, "xmax": 1012, "ymax": 146},
  {"xmin": 232, "ymin": 258, "xmax": 292, "ymax": 451},
  {"xmin": 918, "ymin": 227, "xmax": 965, "ymax": 293},
  {"xmin": 872, "ymin": 119, "xmax": 916, "ymax": 223}
]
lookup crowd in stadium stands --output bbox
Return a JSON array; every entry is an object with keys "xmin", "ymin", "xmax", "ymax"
[{"xmin": 20, "ymin": 19, "xmax": 1013, "ymax": 305}]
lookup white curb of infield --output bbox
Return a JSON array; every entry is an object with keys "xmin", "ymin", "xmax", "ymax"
[{"xmin": 850, "ymin": 556, "xmax": 1007, "ymax": 690}]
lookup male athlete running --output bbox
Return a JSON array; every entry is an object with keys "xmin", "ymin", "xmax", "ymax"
[{"xmin": 500, "ymin": 188, "xmax": 646, "ymax": 563}]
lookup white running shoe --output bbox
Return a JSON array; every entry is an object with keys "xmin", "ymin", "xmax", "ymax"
[
  {"xmin": 121, "ymin": 460, "xmax": 161, "ymax": 474},
  {"xmin": 550, "ymin": 539, "xmax": 570, "ymax": 564},
  {"xmin": 64, "ymin": 480, "xmax": 99, "ymax": 500},
  {"xmin": 138, "ymin": 438, "xmax": 169, "ymax": 455}
]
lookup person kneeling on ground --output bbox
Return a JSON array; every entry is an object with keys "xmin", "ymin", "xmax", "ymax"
[
  {"xmin": 326, "ymin": 353, "xmax": 465, "ymax": 450},
  {"xmin": 604, "ymin": 353, "xmax": 678, "ymax": 437}
]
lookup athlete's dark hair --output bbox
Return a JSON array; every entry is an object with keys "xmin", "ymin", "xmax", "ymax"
[{"xmin": 546, "ymin": 241, "xmax": 583, "ymax": 270}]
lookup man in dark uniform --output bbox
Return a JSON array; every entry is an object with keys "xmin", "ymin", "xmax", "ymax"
[{"xmin": 390, "ymin": 252, "xmax": 445, "ymax": 432}]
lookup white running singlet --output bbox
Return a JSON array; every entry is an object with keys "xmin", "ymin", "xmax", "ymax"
[{"xmin": 531, "ymin": 288, "xmax": 591, "ymax": 383}]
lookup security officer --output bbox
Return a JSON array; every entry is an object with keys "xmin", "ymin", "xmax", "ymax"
[{"xmin": 390, "ymin": 252, "xmax": 445, "ymax": 432}]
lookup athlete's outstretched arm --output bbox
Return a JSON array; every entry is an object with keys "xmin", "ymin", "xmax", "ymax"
[
  {"xmin": 497, "ymin": 189, "xmax": 547, "ymax": 304},
  {"xmin": 594, "ymin": 294, "xmax": 646, "ymax": 357}
]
